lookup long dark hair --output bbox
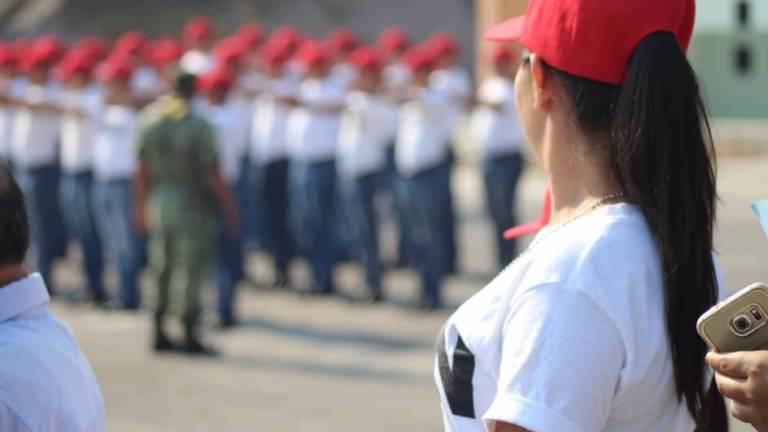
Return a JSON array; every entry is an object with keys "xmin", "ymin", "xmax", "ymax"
[{"xmin": 547, "ymin": 32, "xmax": 723, "ymax": 428}]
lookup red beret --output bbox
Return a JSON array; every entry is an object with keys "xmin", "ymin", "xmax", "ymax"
[
  {"xmin": 184, "ymin": 16, "xmax": 215, "ymax": 43},
  {"xmin": 198, "ymin": 67, "xmax": 234, "ymax": 93},
  {"xmin": 0, "ymin": 43, "xmax": 18, "ymax": 68},
  {"xmin": 268, "ymin": 26, "xmax": 302, "ymax": 54},
  {"xmin": 213, "ymin": 37, "xmax": 246, "ymax": 66},
  {"xmin": 114, "ymin": 31, "xmax": 146, "ymax": 57},
  {"xmin": 490, "ymin": 46, "xmax": 514, "ymax": 65},
  {"xmin": 260, "ymin": 44, "xmax": 290, "ymax": 68},
  {"xmin": 74, "ymin": 37, "xmax": 111, "ymax": 61},
  {"xmin": 377, "ymin": 27, "xmax": 411, "ymax": 54},
  {"xmin": 348, "ymin": 46, "xmax": 383, "ymax": 72},
  {"xmin": 147, "ymin": 38, "xmax": 184, "ymax": 68},
  {"xmin": 426, "ymin": 32, "xmax": 458, "ymax": 58},
  {"xmin": 403, "ymin": 46, "xmax": 436, "ymax": 73},
  {"xmin": 20, "ymin": 37, "xmax": 66, "ymax": 72},
  {"xmin": 96, "ymin": 55, "xmax": 135, "ymax": 83},
  {"xmin": 296, "ymin": 39, "xmax": 328, "ymax": 69},
  {"xmin": 326, "ymin": 27, "xmax": 359, "ymax": 56},
  {"xmin": 237, "ymin": 23, "xmax": 264, "ymax": 49}
]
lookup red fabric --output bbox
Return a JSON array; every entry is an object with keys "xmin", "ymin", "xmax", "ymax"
[
  {"xmin": 20, "ymin": 37, "xmax": 66, "ymax": 72},
  {"xmin": 484, "ymin": 0, "xmax": 695, "ymax": 84},
  {"xmin": 96, "ymin": 55, "xmax": 135, "ymax": 83},
  {"xmin": 403, "ymin": 46, "xmax": 436, "ymax": 73},
  {"xmin": 148, "ymin": 38, "xmax": 184, "ymax": 68},
  {"xmin": 74, "ymin": 37, "xmax": 111, "ymax": 61},
  {"xmin": 213, "ymin": 37, "xmax": 246, "ymax": 66},
  {"xmin": 326, "ymin": 27, "xmax": 359, "ymax": 56},
  {"xmin": 503, "ymin": 189, "xmax": 552, "ymax": 240},
  {"xmin": 296, "ymin": 39, "xmax": 328, "ymax": 68},
  {"xmin": 377, "ymin": 27, "xmax": 411, "ymax": 54},
  {"xmin": 184, "ymin": 16, "xmax": 215, "ymax": 43},
  {"xmin": 114, "ymin": 31, "xmax": 146, "ymax": 56},
  {"xmin": 425, "ymin": 32, "xmax": 458, "ymax": 58},
  {"xmin": 348, "ymin": 46, "xmax": 383, "ymax": 72},
  {"xmin": 237, "ymin": 23, "xmax": 264, "ymax": 49},
  {"xmin": 490, "ymin": 46, "xmax": 514, "ymax": 65},
  {"xmin": 198, "ymin": 67, "xmax": 234, "ymax": 93}
]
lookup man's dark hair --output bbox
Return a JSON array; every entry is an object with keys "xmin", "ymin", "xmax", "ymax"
[
  {"xmin": 0, "ymin": 164, "xmax": 29, "ymax": 265},
  {"xmin": 175, "ymin": 72, "xmax": 197, "ymax": 99}
]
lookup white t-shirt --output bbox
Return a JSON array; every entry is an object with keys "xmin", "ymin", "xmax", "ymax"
[
  {"xmin": 285, "ymin": 77, "xmax": 345, "ymax": 163},
  {"xmin": 395, "ymin": 88, "xmax": 449, "ymax": 177},
  {"xmin": 60, "ymin": 86, "xmax": 103, "ymax": 173},
  {"xmin": 331, "ymin": 62, "xmax": 358, "ymax": 89},
  {"xmin": 435, "ymin": 203, "xmax": 725, "ymax": 432},
  {"xmin": 337, "ymin": 91, "xmax": 387, "ymax": 179},
  {"xmin": 381, "ymin": 62, "xmax": 412, "ymax": 144},
  {"xmin": 203, "ymin": 102, "xmax": 247, "ymax": 184},
  {"xmin": 250, "ymin": 76, "xmax": 296, "ymax": 165},
  {"xmin": 10, "ymin": 83, "xmax": 61, "ymax": 169},
  {"xmin": 0, "ymin": 78, "xmax": 25, "ymax": 160},
  {"xmin": 470, "ymin": 76, "xmax": 523, "ymax": 158},
  {"xmin": 93, "ymin": 105, "xmax": 139, "ymax": 181},
  {"xmin": 429, "ymin": 66, "xmax": 470, "ymax": 140}
]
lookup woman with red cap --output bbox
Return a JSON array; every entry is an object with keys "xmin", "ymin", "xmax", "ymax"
[
  {"xmin": 92, "ymin": 56, "xmax": 143, "ymax": 310},
  {"xmin": 470, "ymin": 46, "xmax": 525, "ymax": 270},
  {"xmin": 285, "ymin": 40, "xmax": 346, "ymax": 295},
  {"xmin": 435, "ymin": 0, "xmax": 726, "ymax": 430},
  {"xmin": 248, "ymin": 45, "xmax": 297, "ymax": 289}
]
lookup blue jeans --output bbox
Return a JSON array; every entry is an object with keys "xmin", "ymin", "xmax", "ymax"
[
  {"xmin": 290, "ymin": 160, "xmax": 337, "ymax": 291},
  {"xmin": 254, "ymin": 159, "xmax": 292, "ymax": 276},
  {"xmin": 244, "ymin": 158, "xmax": 267, "ymax": 250},
  {"xmin": 214, "ymin": 182, "xmax": 244, "ymax": 322},
  {"xmin": 94, "ymin": 179, "xmax": 142, "ymax": 308},
  {"xmin": 15, "ymin": 164, "xmax": 60, "ymax": 290},
  {"xmin": 439, "ymin": 151, "xmax": 457, "ymax": 274},
  {"xmin": 401, "ymin": 165, "xmax": 447, "ymax": 302},
  {"xmin": 385, "ymin": 144, "xmax": 412, "ymax": 265},
  {"xmin": 340, "ymin": 172, "xmax": 382, "ymax": 292},
  {"xmin": 60, "ymin": 171, "xmax": 104, "ymax": 300},
  {"xmin": 483, "ymin": 152, "xmax": 525, "ymax": 268}
]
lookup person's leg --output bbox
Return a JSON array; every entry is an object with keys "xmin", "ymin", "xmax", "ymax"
[
  {"xmin": 148, "ymin": 219, "xmax": 174, "ymax": 351},
  {"xmin": 483, "ymin": 153, "xmax": 525, "ymax": 267},
  {"xmin": 17, "ymin": 165, "xmax": 59, "ymax": 291},
  {"xmin": 441, "ymin": 149, "xmax": 458, "ymax": 274},
  {"xmin": 214, "ymin": 184, "xmax": 239, "ymax": 326},
  {"xmin": 112, "ymin": 180, "xmax": 141, "ymax": 309},
  {"xmin": 356, "ymin": 174, "xmax": 382, "ymax": 296},
  {"xmin": 314, "ymin": 162, "xmax": 338, "ymax": 292},
  {"xmin": 391, "ymin": 161, "xmax": 412, "ymax": 266},
  {"xmin": 177, "ymin": 218, "xmax": 216, "ymax": 354},
  {"xmin": 61, "ymin": 172, "xmax": 105, "ymax": 301},
  {"xmin": 264, "ymin": 159, "xmax": 291, "ymax": 283}
]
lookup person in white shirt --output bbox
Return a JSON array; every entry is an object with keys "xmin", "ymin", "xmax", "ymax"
[
  {"xmin": 436, "ymin": 1, "xmax": 727, "ymax": 430},
  {"xmin": 4, "ymin": 43, "xmax": 65, "ymax": 291},
  {"xmin": 0, "ymin": 43, "xmax": 20, "ymax": 163},
  {"xmin": 56, "ymin": 53, "xmax": 106, "ymax": 304},
  {"xmin": 326, "ymin": 27, "xmax": 360, "ymax": 89},
  {"xmin": 427, "ymin": 32, "xmax": 469, "ymax": 276},
  {"xmin": 377, "ymin": 27, "xmax": 414, "ymax": 268},
  {"xmin": 0, "ymin": 165, "xmax": 106, "ymax": 431},
  {"xmin": 395, "ymin": 47, "xmax": 451, "ymax": 310},
  {"xmin": 285, "ymin": 42, "xmax": 346, "ymax": 295},
  {"xmin": 92, "ymin": 57, "xmax": 143, "ymax": 310},
  {"xmin": 198, "ymin": 68, "xmax": 247, "ymax": 328},
  {"xmin": 337, "ymin": 46, "xmax": 388, "ymax": 302},
  {"xmin": 112, "ymin": 31, "xmax": 164, "ymax": 107},
  {"xmin": 180, "ymin": 16, "xmax": 217, "ymax": 75},
  {"xmin": 248, "ymin": 46, "xmax": 296, "ymax": 289},
  {"xmin": 470, "ymin": 46, "xmax": 525, "ymax": 269}
]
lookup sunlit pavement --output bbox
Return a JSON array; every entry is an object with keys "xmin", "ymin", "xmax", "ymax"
[{"xmin": 49, "ymin": 155, "xmax": 767, "ymax": 431}]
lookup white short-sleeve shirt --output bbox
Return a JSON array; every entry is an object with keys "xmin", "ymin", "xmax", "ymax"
[
  {"xmin": 202, "ymin": 101, "xmax": 247, "ymax": 184},
  {"xmin": 470, "ymin": 76, "xmax": 523, "ymax": 159},
  {"xmin": 92, "ymin": 105, "xmax": 139, "ymax": 181},
  {"xmin": 0, "ymin": 274, "xmax": 106, "ymax": 432},
  {"xmin": 250, "ymin": 76, "xmax": 296, "ymax": 165},
  {"xmin": 337, "ymin": 91, "xmax": 387, "ymax": 179},
  {"xmin": 10, "ymin": 83, "xmax": 61, "ymax": 169},
  {"xmin": 395, "ymin": 88, "xmax": 449, "ymax": 177},
  {"xmin": 60, "ymin": 86, "xmax": 103, "ymax": 173},
  {"xmin": 285, "ymin": 76, "xmax": 345, "ymax": 163},
  {"xmin": 435, "ymin": 203, "xmax": 725, "ymax": 432}
]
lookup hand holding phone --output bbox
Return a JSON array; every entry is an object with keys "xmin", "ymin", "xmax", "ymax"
[{"xmin": 697, "ymin": 283, "xmax": 768, "ymax": 353}]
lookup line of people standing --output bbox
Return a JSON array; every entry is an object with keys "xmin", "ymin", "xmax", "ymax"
[{"xmin": 0, "ymin": 18, "xmax": 526, "ymax": 333}]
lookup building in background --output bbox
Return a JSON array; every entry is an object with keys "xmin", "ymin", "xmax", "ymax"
[{"xmin": 689, "ymin": 0, "xmax": 768, "ymax": 119}]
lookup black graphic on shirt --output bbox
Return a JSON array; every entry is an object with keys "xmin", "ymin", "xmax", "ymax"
[{"xmin": 438, "ymin": 328, "xmax": 476, "ymax": 419}]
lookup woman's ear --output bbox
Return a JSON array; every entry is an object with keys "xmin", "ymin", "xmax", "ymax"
[{"xmin": 530, "ymin": 54, "xmax": 552, "ymax": 111}]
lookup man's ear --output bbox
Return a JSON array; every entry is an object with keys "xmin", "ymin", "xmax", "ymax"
[{"xmin": 530, "ymin": 54, "xmax": 552, "ymax": 111}]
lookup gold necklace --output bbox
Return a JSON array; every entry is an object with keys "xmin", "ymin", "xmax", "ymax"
[{"xmin": 509, "ymin": 192, "xmax": 626, "ymax": 266}]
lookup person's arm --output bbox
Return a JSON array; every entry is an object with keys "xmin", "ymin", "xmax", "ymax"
[
  {"xmin": 134, "ymin": 162, "xmax": 150, "ymax": 235},
  {"xmin": 0, "ymin": 400, "xmax": 32, "ymax": 432},
  {"xmin": 207, "ymin": 163, "xmax": 239, "ymax": 238},
  {"xmin": 707, "ymin": 350, "xmax": 768, "ymax": 430}
]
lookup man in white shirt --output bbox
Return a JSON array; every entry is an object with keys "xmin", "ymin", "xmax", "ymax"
[
  {"xmin": 249, "ymin": 46, "xmax": 296, "ymax": 289},
  {"xmin": 0, "ymin": 163, "xmax": 106, "ymax": 431},
  {"xmin": 57, "ymin": 53, "xmax": 106, "ymax": 304},
  {"xmin": 470, "ymin": 46, "xmax": 525, "ymax": 268},
  {"xmin": 285, "ymin": 42, "xmax": 346, "ymax": 295},
  {"xmin": 337, "ymin": 47, "xmax": 388, "ymax": 302},
  {"xmin": 5, "ymin": 43, "xmax": 65, "ymax": 292},
  {"xmin": 198, "ymin": 68, "xmax": 247, "ymax": 328},
  {"xmin": 396, "ymin": 48, "xmax": 451, "ymax": 310}
]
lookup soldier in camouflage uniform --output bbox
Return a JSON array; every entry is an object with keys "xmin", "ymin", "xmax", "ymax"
[{"xmin": 135, "ymin": 73, "xmax": 238, "ymax": 355}]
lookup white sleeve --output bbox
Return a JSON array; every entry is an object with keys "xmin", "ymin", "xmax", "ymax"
[
  {"xmin": 483, "ymin": 284, "xmax": 624, "ymax": 432},
  {"xmin": 0, "ymin": 400, "xmax": 31, "ymax": 432}
]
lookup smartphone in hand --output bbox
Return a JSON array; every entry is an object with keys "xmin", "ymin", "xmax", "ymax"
[{"xmin": 697, "ymin": 283, "xmax": 768, "ymax": 352}]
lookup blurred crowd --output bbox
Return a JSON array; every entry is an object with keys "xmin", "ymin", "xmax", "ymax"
[{"xmin": 0, "ymin": 16, "xmax": 525, "ymax": 323}]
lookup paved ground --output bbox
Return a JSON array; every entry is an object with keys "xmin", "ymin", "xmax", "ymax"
[{"xmin": 47, "ymin": 155, "xmax": 768, "ymax": 432}]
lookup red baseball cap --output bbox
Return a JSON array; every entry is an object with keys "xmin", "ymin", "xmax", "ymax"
[
  {"xmin": 403, "ymin": 46, "xmax": 436, "ymax": 73},
  {"xmin": 96, "ymin": 55, "xmax": 135, "ymax": 83},
  {"xmin": 184, "ymin": 16, "xmax": 215, "ymax": 43},
  {"xmin": 237, "ymin": 23, "xmax": 264, "ymax": 49},
  {"xmin": 0, "ymin": 43, "xmax": 18, "ymax": 68},
  {"xmin": 484, "ymin": 0, "xmax": 695, "ymax": 84},
  {"xmin": 114, "ymin": 31, "xmax": 146, "ymax": 57},
  {"xmin": 213, "ymin": 37, "xmax": 246, "ymax": 66},
  {"xmin": 74, "ymin": 37, "xmax": 111, "ymax": 61},
  {"xmin": 490, "ymin": 46, "xmax": 514, "ymax": 65},
  {"xmin": 296, "ymin": 39, "xmax": 328, "ymax": 69},
  {"xmin": 426, "ymin": 32, "xmax": 458, "ymax": 58},
  {"xmin": 148, "ymin": 38, "xmax": 184, "ymax": 68},
  {"xmin": 326, "ymin": 27, "xmax": 359, "ymax": 57}
]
